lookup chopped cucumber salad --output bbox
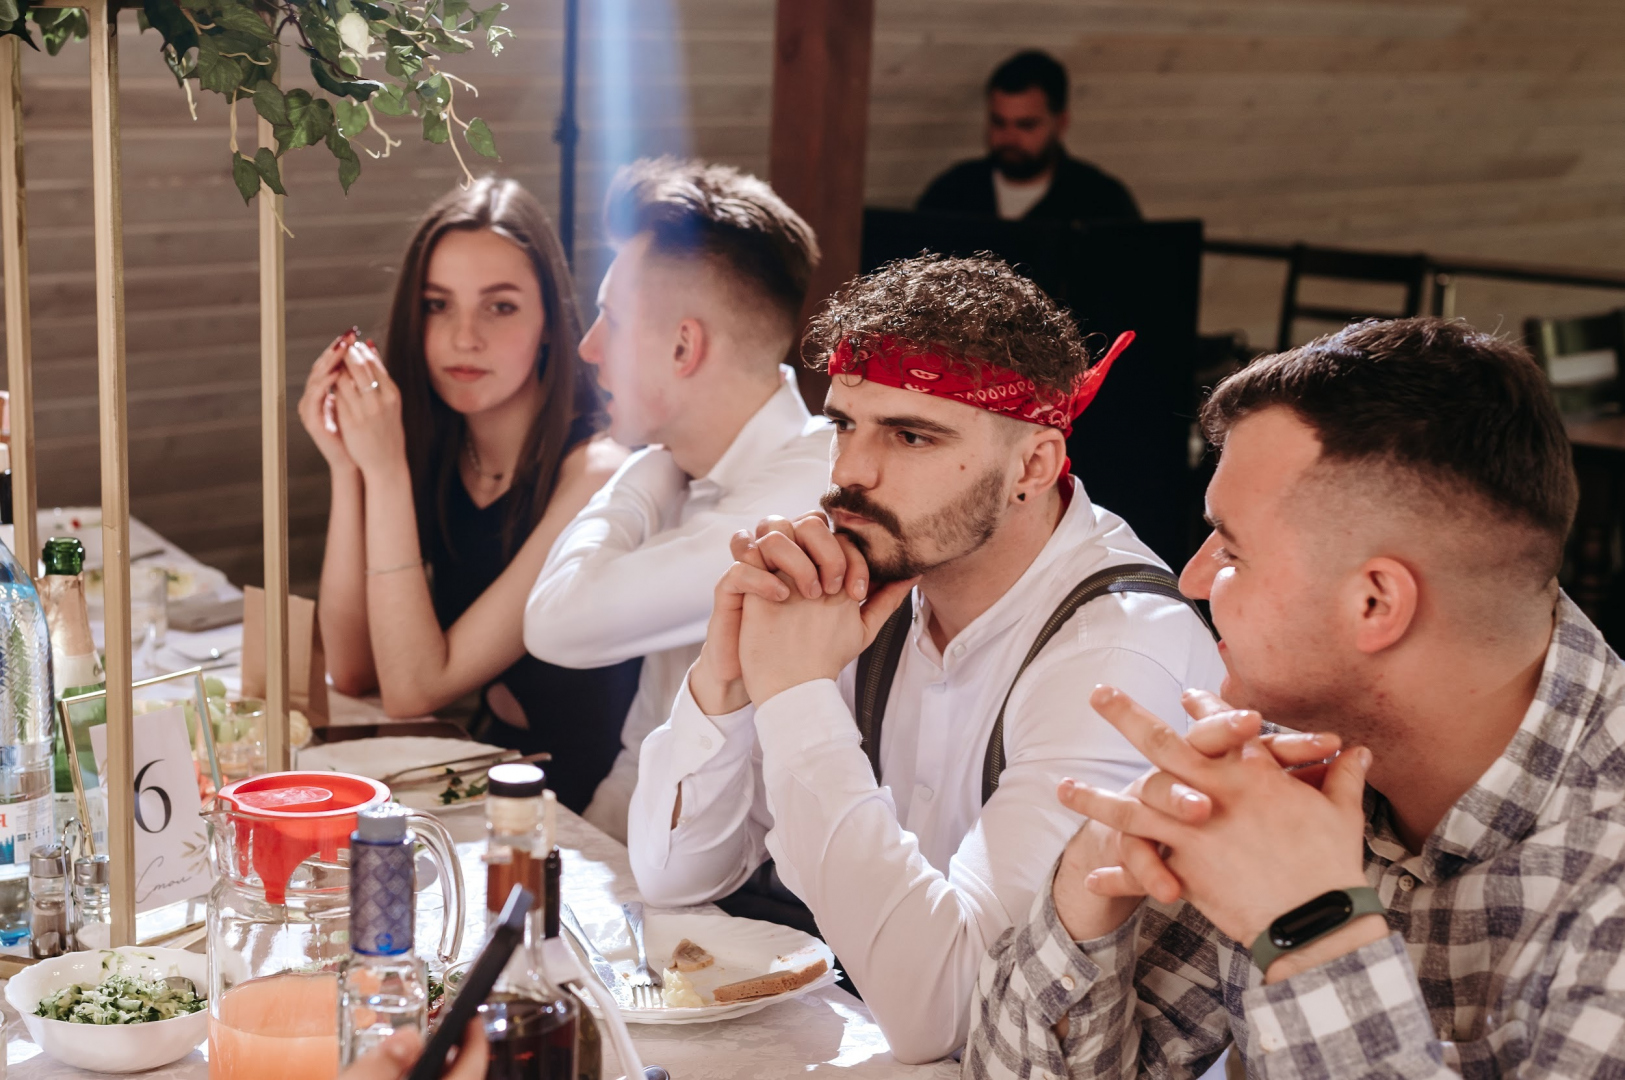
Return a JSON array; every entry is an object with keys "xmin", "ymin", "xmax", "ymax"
[{"xmin": 35, "ymin": 972, "xmax": 206, "ymax": 1024}]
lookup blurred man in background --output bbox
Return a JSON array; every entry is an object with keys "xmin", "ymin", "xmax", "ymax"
[{"xmin": 918, "ymin": 50, "xmax": 1140, "ymax": 224}]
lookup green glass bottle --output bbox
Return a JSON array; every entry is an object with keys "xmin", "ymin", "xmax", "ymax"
[{"xmin": 39, "ymin": 538, "xmax": 106, "ymax": 845}]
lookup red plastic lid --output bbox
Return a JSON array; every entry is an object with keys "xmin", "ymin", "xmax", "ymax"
[{"xmin": 217, "ymin": 772, "xmax": 392, "ymax": 904}]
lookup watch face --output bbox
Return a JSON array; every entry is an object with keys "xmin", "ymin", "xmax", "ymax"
[{"xmin": 1270, "ymin": 890, "xmax": 1355, "ymax": 949}]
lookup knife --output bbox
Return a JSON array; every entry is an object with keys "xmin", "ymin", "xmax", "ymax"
[{"xmin": 561, "ymin": 903, "xmax": 636, "ymax": 1009}]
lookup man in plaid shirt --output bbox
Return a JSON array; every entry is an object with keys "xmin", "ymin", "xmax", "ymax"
[{"xmin": 966, "ymin": 317, "xmax": 1625, "ymax": 1079}]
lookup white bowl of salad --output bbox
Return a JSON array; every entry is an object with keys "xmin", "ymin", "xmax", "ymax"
[{"xmin": 5, "ymin": 946, "xmax": 208, "ymax": 1072}]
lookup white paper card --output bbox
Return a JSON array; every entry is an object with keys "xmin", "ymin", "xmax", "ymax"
[{"xmin": 89, "ymin": 706, "xmax": 210, "ymax": 913}]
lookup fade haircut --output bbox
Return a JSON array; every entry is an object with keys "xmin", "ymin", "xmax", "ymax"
[
  {"xmin": 1201, "ymin": 317, "xmax": 1578, "ymax": 580},
  {"xmin": 803, "ymin": 253, "xmax": 1093, "ymax": 399},
  {"xmin": 604, "ymin": 156, "xmax": 819, "ymax": 334},
  {"xmin": 988, "ymin": 50, "xmax": 1069, "ymax": 114}
]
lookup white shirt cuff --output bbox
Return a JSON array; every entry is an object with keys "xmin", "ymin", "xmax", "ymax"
[{"xmin": 753, "ymin": 679, "xmax": 858, "ymax": 763}]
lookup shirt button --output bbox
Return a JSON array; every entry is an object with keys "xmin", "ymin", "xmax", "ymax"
[
  {"xmin": 699, "ymin": 736, "xmax": 713, "ymax": 750},
  {"xmin": 918, "ymin": 786, "xmax": 934, "ymax": 803},
  {"xmin": 1059, "ymin": 975, "xmax": 1075, "ymax": 992},
  {"xmin": 1398, "ymin": 875, "xmax": 1415, "ymax": 892},
  {"xmin": 1259, "ymin": 1030, "xmax": 1286, "ymax": 1053}
]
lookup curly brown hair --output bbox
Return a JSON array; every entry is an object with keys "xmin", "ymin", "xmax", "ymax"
[{"xmin": 802, "ymin": 253, "xmax": 1093, "ymax": 397}]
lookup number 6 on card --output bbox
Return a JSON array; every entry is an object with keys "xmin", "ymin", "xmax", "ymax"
[{"xmin": 90, "ymin": 707, "xmax": 211, "ymax": 914}]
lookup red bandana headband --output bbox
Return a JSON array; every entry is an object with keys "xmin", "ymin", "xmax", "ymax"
[{"xmin": 827, "ymin": 330, "xmax": 1135, "ymax": 439}]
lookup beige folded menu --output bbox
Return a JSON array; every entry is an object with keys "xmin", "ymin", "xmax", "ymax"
[{"xmin": 241, "ymin": 586, "xmax": 329, "ymax": 727}]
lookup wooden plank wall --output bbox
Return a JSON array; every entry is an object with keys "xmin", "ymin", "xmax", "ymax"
[
  {"xmin": 867, "ymin": 0, "xmax": 1625, "ymax": 348},
  {"xmin": 6, "ymin": 1, "xmax": 1623, "ymax": 589},
  {"xmin": 0, "ymin": 1, "xmax": 775, "ymax": 592}
]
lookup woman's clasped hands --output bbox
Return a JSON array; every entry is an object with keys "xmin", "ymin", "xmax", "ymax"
[{"xmin": 297, "ymin": 327, "xmax": 407, "ymax": 480}]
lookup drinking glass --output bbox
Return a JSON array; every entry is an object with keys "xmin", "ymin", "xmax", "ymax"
[{"xmin": 129, "ymin": 564, "xmax": 168, "ymax": 678}]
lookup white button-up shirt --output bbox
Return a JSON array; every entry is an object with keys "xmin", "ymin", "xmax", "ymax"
[
  {"xmin": 627, "ymin": 480, "xmax": 1226, "ymax": 1063},
  {"xmin": 524, "ymin": 367, "xmax": 833, "ymax": 840}
]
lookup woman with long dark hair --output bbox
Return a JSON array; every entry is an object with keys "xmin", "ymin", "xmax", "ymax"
[{"xmin": 297, "ymin": 177, "xmax": 637, "ymax": 811}]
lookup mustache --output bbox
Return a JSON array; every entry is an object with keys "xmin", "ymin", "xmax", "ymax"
[{"xmin": 819, "ymin": 486, "xmax": 904, "ymax": 540}]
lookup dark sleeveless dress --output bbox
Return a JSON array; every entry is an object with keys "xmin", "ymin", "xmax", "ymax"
[{"xmin": 427, "ymin": 422, "xmax": 641, "ymax": 813}]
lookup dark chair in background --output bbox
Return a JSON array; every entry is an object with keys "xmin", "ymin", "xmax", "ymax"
[
  {"xmin": 1526, "ymin": 308, "xmax": 1625, "ymax": 642},
  {"xmin": 1276, "ymin": 244, "xmax": 1432, "ymax": 351},
  {"xmin": 1525, "ymin": 309, "xmax": 1625, "ymax": 419}
]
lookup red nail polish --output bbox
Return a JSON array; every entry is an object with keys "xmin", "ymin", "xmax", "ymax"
[{"xmin": 366, "ymin": 339, "xmax": 377, "ymax": 349}]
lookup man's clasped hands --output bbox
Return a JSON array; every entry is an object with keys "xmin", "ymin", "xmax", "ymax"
[{"xmin": 691, "ymin": 513, "xmax": 1389, "ymax": 985}]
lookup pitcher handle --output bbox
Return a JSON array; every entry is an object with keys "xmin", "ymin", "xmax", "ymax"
[{"xmin": 406, "ymin": 811, "xmax": 466, "ymax": 964}]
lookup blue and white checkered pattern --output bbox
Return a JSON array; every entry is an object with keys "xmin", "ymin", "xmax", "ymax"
[{"xmin": 965, "ymin": 594, "xmax": 1625, "ymax": 1080}]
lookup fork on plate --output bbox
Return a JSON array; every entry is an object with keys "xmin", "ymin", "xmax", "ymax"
[{"xmin": 622, "ymin": 901, "xmax": 663, "ymax": 1008}]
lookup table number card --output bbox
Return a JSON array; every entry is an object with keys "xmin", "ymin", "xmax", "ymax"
[{"xmin": 89, "ymin": 706, "xmax": 211, "ymax": 913}]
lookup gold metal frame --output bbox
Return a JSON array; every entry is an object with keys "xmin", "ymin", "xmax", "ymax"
[
  {"xmin": 56, "ymin": 664, "xmax": 224, "ymax": 860},
  {"xmin": 0, "ymin": 0, "xmax": 290, "ymax": 948}
]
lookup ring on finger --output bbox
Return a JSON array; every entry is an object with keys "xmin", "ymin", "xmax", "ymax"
[{"xmin": 366, "ymin": 378, "xmax": 380, "ymax": 393}]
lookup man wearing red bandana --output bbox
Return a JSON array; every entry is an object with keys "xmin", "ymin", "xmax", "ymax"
[{"xmin": 627, "ymin": 255, "xmax": 1224, "ymax": 1062}]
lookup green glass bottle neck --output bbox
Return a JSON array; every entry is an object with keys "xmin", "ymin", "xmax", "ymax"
[{"xmin": 41, "ymin": 539, "xmax": 85, "ymax": 577}]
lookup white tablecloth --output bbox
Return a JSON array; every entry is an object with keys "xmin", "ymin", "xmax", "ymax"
[
  {"xmin": 1, "ymin": 514, "xmax": 961, "ymax": 1078},
  {"xmin": 2, "ymin": 779, "xmax": 959, "ymax": 1080}
]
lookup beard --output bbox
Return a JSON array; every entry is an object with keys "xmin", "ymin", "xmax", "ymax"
[
  {"xmin": 820, "ymin": 466, "xmax": 1007, "ymax": 585},
  {"xmin": 993, "ymin": 138, "xmax": 1061, "ymax": 182}
]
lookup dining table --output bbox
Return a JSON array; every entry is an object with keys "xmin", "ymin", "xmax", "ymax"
[{"xmin": 0, "ymin": 511, "xmax": 964, "ymax": 1080}]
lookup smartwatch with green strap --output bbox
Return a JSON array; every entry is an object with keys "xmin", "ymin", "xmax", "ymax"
[{"xmin": 1249, "ymin": 887, "xmax": 1386, "ymax": 973}]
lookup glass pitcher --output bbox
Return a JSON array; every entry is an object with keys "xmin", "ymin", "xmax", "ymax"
[{"xmin": 204, "ymin": 772, "xmax": 466, "ymax": 1080}]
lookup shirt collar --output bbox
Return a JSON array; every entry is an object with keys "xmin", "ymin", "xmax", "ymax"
[
  {"xmin": 694, "ymin": 365, "xmax": 816, "ymax": 496},
  {"xmin": 1406, "ymin": 593, "xmax": 1613, "ymax": 878}
]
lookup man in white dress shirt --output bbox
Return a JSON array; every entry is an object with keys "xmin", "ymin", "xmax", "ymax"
[
  {"xmin": 524, "ymin": 158, "xmax": 834, "ymax": 840},
  {"xmin": 626, "ymin": 254, "xmax": 1226, "ymax": 1063}
]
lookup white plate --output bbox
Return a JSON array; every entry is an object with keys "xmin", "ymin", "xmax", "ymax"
[
  {"xmin": 571, "ymin": 910, "xmax": 837, "ymax": 1025},
  {"xmin": 295, "ymin": 736, "xmax": 507, "ymax": 811}
]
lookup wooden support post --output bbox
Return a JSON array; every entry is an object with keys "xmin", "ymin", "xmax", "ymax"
[
  {"xmin": 86, "ymin": 0, "xmax": 134, "ymax": 947},
  {"xmin": 769, "ymin": 0, "xmax": 875, "ymax": 408},
  {"xmin": 258, "ymin": 108, "xmax": 289, "ymax": 774},
  {"xmin": 0, "ymin": 35, "xmax": 36, "ymax": 571}
]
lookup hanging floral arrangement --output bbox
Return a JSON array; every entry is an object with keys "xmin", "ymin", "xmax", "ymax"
[{"xmin": 0, "ymin": 0, "xmax": 512, "ymax": 203}]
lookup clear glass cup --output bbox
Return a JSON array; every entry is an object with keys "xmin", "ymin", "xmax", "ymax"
[
  {"xmin": 212, "ymin": 698, "xmax": 266, "ymax": 783},
  {"xmin": 129, "ymin": 564, "xmax": 168, "ymax": 678}
]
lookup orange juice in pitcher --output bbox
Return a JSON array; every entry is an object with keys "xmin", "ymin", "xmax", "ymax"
[{"xmin": 209, "ymin": 972, "xmax": 339, "ymax": 1080}]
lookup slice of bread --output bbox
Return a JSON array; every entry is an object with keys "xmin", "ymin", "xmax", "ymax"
[
  {"xmin": 670, "ymin": 938, "xmax": 715, "ymax": 972},
  {"xmin": 712, "ymin": 959, "xmax": 829, "ymax": 1003}
]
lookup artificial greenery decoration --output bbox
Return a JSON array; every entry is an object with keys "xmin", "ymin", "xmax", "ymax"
[{"xmin": 0, "ymin": 0, "xmax": 512, "ymax": 204}]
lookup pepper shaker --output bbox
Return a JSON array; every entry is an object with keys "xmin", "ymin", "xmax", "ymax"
[
  {"xmin": 28, "ymin": 843, "xmax": 68, "ymax": 959},
  {"xmin": 71, "ymin": 854, "xmax": 110, "ymax": 951}
]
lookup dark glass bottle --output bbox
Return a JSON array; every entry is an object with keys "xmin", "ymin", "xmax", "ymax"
[
  {"xmin": 543, "ymin": 846, "xmax": 601, "ymax": 1080},
  {"xmin": 479, "ymin": 765, "xmax": 578, "ymax": 1080}
]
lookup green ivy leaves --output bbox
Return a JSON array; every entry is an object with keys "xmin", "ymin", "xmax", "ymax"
[
  {"xmin": 465, "ymin": 117, "xmax": 497, "ymax": 159},
  {"xmin": 0, "ymin": 0, "xmax": 511, "ymax": 202}
]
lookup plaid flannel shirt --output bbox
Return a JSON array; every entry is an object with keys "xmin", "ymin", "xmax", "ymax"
[{"xmin": 965, "ymin": 594, "xmax": 1625, "ymax": 1080}]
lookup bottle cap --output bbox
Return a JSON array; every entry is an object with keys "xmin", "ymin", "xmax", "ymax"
[
  {"xmin": 30, "ymin": 843, "xmax": 66, "ymax": 877},
  {"xmin": 487, "ymin": 763, "xmax": 545, "ymax": 798},
  {"xmin": 355, "ymin": 802, "xmax": 410, "ymax": 843},
  {"xmin": 41, "ymin": 537, "xmax": 85, "ymax": 576},
  {"xmin": 73, "ymin": 854, "xmax": 109, "ymax": 887}
]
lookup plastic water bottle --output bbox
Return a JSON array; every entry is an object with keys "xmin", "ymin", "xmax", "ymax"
[{"xmin": 0, "ymin": 534, "xmax": 56, "ymax": 946}]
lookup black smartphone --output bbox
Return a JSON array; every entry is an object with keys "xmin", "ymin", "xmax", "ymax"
[{"xmin": 407, "ymin": 884, "xmax": 534, "ymax": 1080}]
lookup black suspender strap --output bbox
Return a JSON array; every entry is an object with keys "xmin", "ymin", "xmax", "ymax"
[
  {"xmin": 853, "ymin": 595, "xmax": 913, "ymax": 782},
  {"xmin": 850, "ymin": 562, "xmax": 1214, "ymax": 805}
]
